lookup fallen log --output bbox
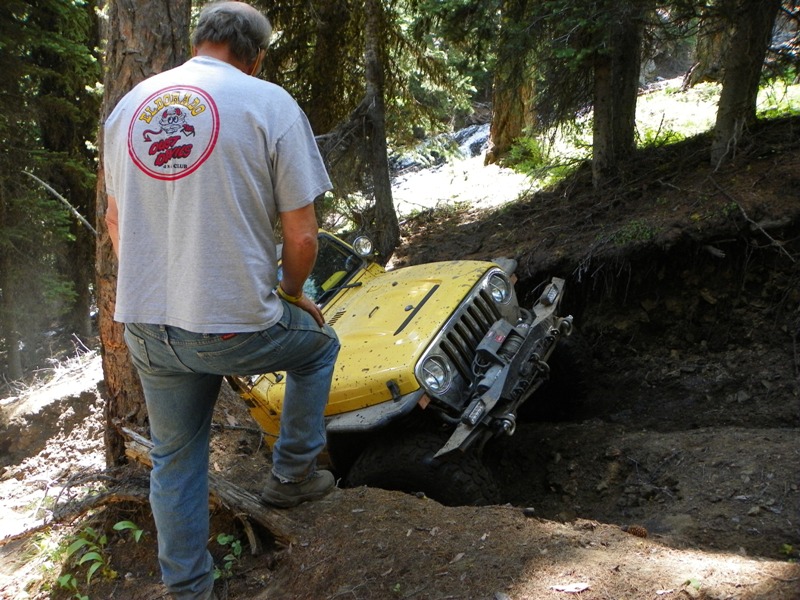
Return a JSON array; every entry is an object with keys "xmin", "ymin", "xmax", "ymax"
[{"xmin": 122, "ymin": 426, "xmax": 304, "ymax": 549}]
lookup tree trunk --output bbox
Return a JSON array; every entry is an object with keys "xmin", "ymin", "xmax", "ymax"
[
  {"xmin": 592, "ymin": 53, "xmax": 615, "ymax": 186},
  {"xmin": 683, "ymin": 1, "xmax": 735, "ymax": 88},
  {"xmin": 485, "ymin": 79, "xmax": 534, "ymax": 165},
  {"xmin": 307, "ymin": 0, "xmax": 351, "ymax": 134},
  {"xmin": 0, "ymin": 186, "xmax": 23, "ymax": 381},
  {"xmin": 710, "ymin": 0, "xmax": 781, "ymax": 167},
  {"xmin": 362, "ymin": 0, "xmax": 399, "ymax": 264},
  {"xmin": 592, "ymin": 2, "xmax": 646, "ymax": 189},
  {"xmin": 43, "ymin": 172, "xmax": 96, "ymax": 341},
  {"xmin": 69, "ymin": 225, "xmax": 95, "ymax": 341},
  {"xmin": 97, "ymin": 0, "xmax": 191, "ymax": 467},
  {"xmin": 485, "ymin": 0, "xmax": 535, "ymax": 165},
  {"xmin": 54, "ymin": 206, "xmax": 94, "ymax": 341}
]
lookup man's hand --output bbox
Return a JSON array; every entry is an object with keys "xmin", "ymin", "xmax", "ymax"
[{"xmin": 296, "ymin": 294, "xmax": 325, "ymax": 327}]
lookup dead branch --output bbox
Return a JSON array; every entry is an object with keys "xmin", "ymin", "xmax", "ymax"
[
  {"xmin": 0, "ymin": 467, "xmax": 148, "ymax": 547},
  {"xmin": 315, "ymin": 94, "xmax": 371, "ymax": 173},
  {"xmin": 23, "ymin": 171, "xmax": 98, "ymax": 237}
]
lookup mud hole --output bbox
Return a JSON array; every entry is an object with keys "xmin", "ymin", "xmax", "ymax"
[{"xmin": 488, "ymin": 232, "xmax": 800, "ymax": 561}]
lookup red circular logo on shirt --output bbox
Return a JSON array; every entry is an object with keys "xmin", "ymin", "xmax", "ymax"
[{"xmin": 127, "ymin": 85, "xmax": 219, "ymax": 180}]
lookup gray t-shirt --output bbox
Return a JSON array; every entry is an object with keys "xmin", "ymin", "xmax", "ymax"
[{"xmin": 104, "ymin": 56, "xmax": 332, "ymax": 333}]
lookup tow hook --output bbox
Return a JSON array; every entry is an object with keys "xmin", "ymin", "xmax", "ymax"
[{"xmin": 497, "ymin": 413, "xmax": 517, "ymax": 436}]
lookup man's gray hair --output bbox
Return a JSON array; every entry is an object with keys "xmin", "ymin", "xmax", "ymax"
[{"xmin": 192, "ymin": 2, "xmax": 272, "ymax": 65}]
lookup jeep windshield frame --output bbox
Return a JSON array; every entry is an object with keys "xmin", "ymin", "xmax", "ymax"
[{"xmin": 278, "ymin": 232, "xmax": 366, "ymax": 306}]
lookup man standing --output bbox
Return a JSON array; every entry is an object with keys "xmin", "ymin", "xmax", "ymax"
[{"xmin": 103, "ymin": 2, "xmax": 340, "ymax": 598}]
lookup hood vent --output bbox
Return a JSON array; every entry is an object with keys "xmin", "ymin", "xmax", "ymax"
[{"xmin": 327, "ymin": 307, "xmax": 347, "ymax": 326}]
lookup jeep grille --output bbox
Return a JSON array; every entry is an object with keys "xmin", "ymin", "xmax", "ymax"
[
  {"xmin": 415, "ymin": 267, "xmax": 519, "ymax": 413},
  {"xmin": 440, "ymin": 289, "xmax": 501, "ymax": 380}
]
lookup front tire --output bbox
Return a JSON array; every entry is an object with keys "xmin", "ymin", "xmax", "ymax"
[{"xmin": 343, "ymin": 430, "xmax": 500, "ymax": 506}]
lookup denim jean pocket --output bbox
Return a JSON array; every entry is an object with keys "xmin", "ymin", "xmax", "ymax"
[
  {"xmin": 123, "ymin": 325, "xmax": 152, "ymax": 370},
  {"xmin": 195, "ymin": 331, "xmax": 282, "ymax": 375}
]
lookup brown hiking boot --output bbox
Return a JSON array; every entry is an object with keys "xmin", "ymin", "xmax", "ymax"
[{"xmin": 261, "ymin": 470, "xmax": 335, "ymax": 508}]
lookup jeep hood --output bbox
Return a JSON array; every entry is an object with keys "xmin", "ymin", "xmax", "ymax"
[
  {"xmin": 327, "ymin": 260, "xmax": 492, "ymax": 405},
  {"xmin": 249, "ymin": 261, "xmax": 493, "ymax": 419}
]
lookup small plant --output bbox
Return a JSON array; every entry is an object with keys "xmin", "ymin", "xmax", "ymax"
[
  {"xmin": 757, "ymin": 77, "xmax": 800, "ymax": 118},
  {"xmin": 610, "ymin": 220, "xmax": 657, "ymax": 245},
  {"xmin": 719, "ymin": 201, "xmax": 739, "ymax": 218},
  {"xmin": 56, "ymin": 573, "xmax": 88, "ymax": 600},
  {"xmin": 54, "ymin": 519, "xmax": 145, "ymax": 600},
  {"xmin": 780, "ymin": 543, "xmax": 797, "ymax": 561},
  {"xmin": 507, "ymin": 135, "xmax": 551, "ymax": 172},
  {"xmin": 65, "ymin": 526, "xmax": 117, "ymax": 583},
  {"xmin": 683, "ymin": 577, "xmax": 702, "ymax": 590},
  {"xmin": 113, "ymin": 520, "xmax": 145, "ymax": 543},
  {"xmin": 506, "ymin": 134, "xmax": 582, "ymax": 187},
  {"xmin": 213, "ymin": 533, "xmax": 243, "ymax": 580},
  {"xmin": 56, "ymin": 525, "xmax": 117, "ymax": 599},
  {"xmin": 637, "ymin": 120, "xmax": 685, "ymax": 148}
]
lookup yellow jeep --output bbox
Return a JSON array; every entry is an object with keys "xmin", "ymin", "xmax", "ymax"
[{"xmin": 228, "ymin": 231, "xmax": 573, "ymax": 505}]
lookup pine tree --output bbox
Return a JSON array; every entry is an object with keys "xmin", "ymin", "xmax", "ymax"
[
  {"xmin": 97, "ymin": 0, "xmax": 191, "ymax": 466},
  {"xmin": 0, "ymin": 0, "xmax": 100, "ymax": 380}
]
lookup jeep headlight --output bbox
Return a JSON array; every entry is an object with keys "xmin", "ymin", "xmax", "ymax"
[
  {"xmin": 421, "ymin": 356, "xmax": 452, "ymax": 393},
  {"xmin": 488, "ymin": 272, "xmax": 512, "ymax": 304}
]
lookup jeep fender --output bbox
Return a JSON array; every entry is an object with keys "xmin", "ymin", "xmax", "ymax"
[{"xmin": 325, "ymin": 388, "xmax": 425, "ymax": 434}]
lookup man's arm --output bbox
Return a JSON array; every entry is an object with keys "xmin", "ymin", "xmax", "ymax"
[
  {"xmin": 278, "ymin": 203, "xmax": 324, "ymax": 326},
  {"xmin": 106, "ymin": 195, "xmax": 120, "ymax": 259}
]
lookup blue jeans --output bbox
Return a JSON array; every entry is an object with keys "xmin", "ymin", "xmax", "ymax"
[{"xmin": 123, "ymin": 302, "xmax": 339, "ymax": 600}]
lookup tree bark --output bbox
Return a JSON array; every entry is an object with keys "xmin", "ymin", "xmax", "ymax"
[
  {"xmin": 485, "ymin": 0, "xmax": 535, "ymax": 165},
  {"xmin": 307, "ymin": 0, "xmax": 352, "ymax": 134},
  {"xmin": 710, "ymin": 0, "xmax": 781, "ymax": 167},
  {"xmin": 485, "ymin": 79, "xmax": 534, "ymax": 165},
  {"xmin": 0, "ymin": 185, "xmax": 23, "ymax": 380},
  {"xmin": 592, "ymin": 52, "xmax": 614, "ymax": 186},
  {"xmin": 97, "ymin": 0, "xmax": 191, "ymax": 467},
  {"xmin": 683, "ymin": 1, "xmax": 735, "ymax": 88},
  {"xmin": 362, "ymin": 0, "xmax": 399, "ymax": 264},
  {"xmin": 592, "ymin": 2, "xmax": 646, "ymax": 189},
  {"xmin": 68, "ymin": 225, "xmax": 95, "ymax": 341}
]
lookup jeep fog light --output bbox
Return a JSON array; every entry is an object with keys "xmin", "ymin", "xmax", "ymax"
[
  {"xmin": 488, "ymin": 272, "xmax": 512, "ymax": 304},
  {"xmin": 421, "ymin": 356, "xmax": 451, "ymax": 392}
]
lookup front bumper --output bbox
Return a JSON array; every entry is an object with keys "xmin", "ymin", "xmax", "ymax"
[{"xmin": 434, "ymin": 277, "xmax": 572, "ymax": 457}]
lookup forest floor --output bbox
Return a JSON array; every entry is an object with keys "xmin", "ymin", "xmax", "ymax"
[{"xmin": 1, "ymin": 112, "xmax": 799, "ymax": 600}]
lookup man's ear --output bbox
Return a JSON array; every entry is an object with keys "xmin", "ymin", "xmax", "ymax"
[
  {"xmin": 191, "ymin": 46, "xmax": 198, "ymax": 57},
  {"xmin": 249, "ymin": 48, "xmax": 265, "ymax": 76}
]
